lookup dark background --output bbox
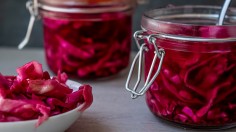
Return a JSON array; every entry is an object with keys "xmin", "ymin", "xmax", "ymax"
[{"xmin": 0, "ymin": 0, "xmax": 236, "ymax": 51}]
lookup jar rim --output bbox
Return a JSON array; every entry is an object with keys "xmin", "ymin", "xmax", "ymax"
[
  {"xmin": 141, "ymin": 5, "xmax": 236, "ymax": 36},
  {"xmin": 139, "ymin": 5, "xmax": 236, "ymax": 53},
  {"xmin": 142, "ymin": 5, "xmax": 236, "ymax": 28},
  {"xmin": 38, "ymin": 0, "xmax": 135, "ymax": 6},
  {"xmin": 37, "ymin": 0, "xmax": 136, "ymax": 14},
  {"xmin": 39, "ymin": 3, "xmax": 133, "ymax": 14},
  {"xmin": 141, "ymin": 5, "xmax": 236, "ymax": 40}
]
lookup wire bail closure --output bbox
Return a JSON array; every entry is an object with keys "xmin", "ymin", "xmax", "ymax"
[
  {"xmin": 126, "ymin": 0, "xmax": 233, "ymax": 99},
  {"xmin": 125, "ymin": 29, "xmax": 236, "ymax": 99},
  {"xmin": 125, "ymin": 30, "xmax": 165, "ymax": 99},
  {"xmin": 18, "ymin": 0, "xmax": 39, "ymax": 49}
]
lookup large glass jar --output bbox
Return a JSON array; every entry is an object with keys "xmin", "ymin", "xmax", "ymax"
[
  {"xmin": 126, "ymin": 5, "xmax": 236, "ymax": 129},
  {"xmin": 36, "ymin": 0, "xmax": 136, "ymax": 78}
]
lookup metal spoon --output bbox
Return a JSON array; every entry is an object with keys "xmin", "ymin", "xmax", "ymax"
[{"xmin": 217, "ymin": 0, "xmax": 231, "ymax": 25}]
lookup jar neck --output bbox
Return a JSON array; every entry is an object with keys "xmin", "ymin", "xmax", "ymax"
[
  {"xmin": 39, "ymin": 4, "xmax": 133, "ymax": 14},
  {"xmin": 141, "ymin": 5, "xmax": 236, "ymax": 38},
  {"xmin": 138, "ymin": 5, "xmax": 236, "ymax": 53},
  {"xmin": 38, "ymin": 0, "xmax": 136, "ymax": 13},
  {"xmin": 38, "ymin": 0, "xmax": 136, "ymax": 6}
]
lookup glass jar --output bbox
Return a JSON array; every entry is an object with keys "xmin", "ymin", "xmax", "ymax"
[
  {"xmin": 23, "ymin": 0, "xmax": 136, "ymax": 78},
  {"xmin": 126, "ymin": 5, "xmax": 236, "ymax": 129}
]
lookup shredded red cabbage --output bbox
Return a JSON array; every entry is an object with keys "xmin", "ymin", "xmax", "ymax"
[
  {"xmin": 42, "ymin": 11, "xmax": 132, "ymax": 78},
  {"xmin": 0, "ymin": 61, "xmax": 93, "ymax": 127},
  {"xmin": 145, "ymin": 27, "xmax": 236, "ymax": 127}
]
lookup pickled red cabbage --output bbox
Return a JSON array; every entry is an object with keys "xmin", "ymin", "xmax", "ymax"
[
  {"xmin": 42, "ymin": 11, "xmax": 132, "ymax": 78},
  {"xmin": 145, "ymin": 27, "xmax": 236, "ymax": 127},
  {"xmin": 0, "ymin": 61, "xmax": 93, "ymax": 127}
]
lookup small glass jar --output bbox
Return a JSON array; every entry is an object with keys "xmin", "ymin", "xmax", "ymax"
[
  {"xmin": 126, "ymin": 5, "xmax": 236, "ymax": 129},
  {"xmin": 24, "ymin": 0, "xmax": 136, "ymax": 78}
]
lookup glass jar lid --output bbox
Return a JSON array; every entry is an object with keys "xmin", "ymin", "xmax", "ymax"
[
  {"xmin": 38, "ymin": 0, "xmax": 136, "ymax": 6},
  {"xmin": 141, "ymin": 5, "xmax": 236, "ymax": 37},
  {"xmin": 37, "ymin": 0, "xmax": 136, "ymax": 14}
]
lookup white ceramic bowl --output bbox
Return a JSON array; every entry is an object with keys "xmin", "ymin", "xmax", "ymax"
[{"xmin": 0, "ymin": 80, "xmax": 86, "ymax": 132}]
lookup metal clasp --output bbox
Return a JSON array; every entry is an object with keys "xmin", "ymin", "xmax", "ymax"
[
  {"xmin": 18, "ymin": 0, "xmax": 39, "ymax": 49},
  {"xmin": 125, "ymin": 31, "xmax": 165, "ymax": 99}
]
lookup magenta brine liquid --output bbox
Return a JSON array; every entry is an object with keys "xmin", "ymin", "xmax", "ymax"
[
  {"xmin": 42, "ymin": 11, "xmax": 132, "ymax": 78},
  {"xmin": 139, "ymin": 5, "xmax": 236, "ymax": 128},
  {"xmin": 145, "ymin": 48, "xmax": 236, "ymax": 127},
  {"xmin": 143, "ymin": 24, "xmax": 236, "ymax": 127}
]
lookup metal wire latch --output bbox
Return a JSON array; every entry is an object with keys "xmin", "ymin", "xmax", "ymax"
[
  {"xmin": 18, "ymin": 0, "xmax": 39, "ymax": 49},
  {"xmin": 125, "ymin": 29, "xmax": 236, "ymax": 99},
  {"xmin": 125, "ymin": 31, "xmax": 165, "ymax": 99}
]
